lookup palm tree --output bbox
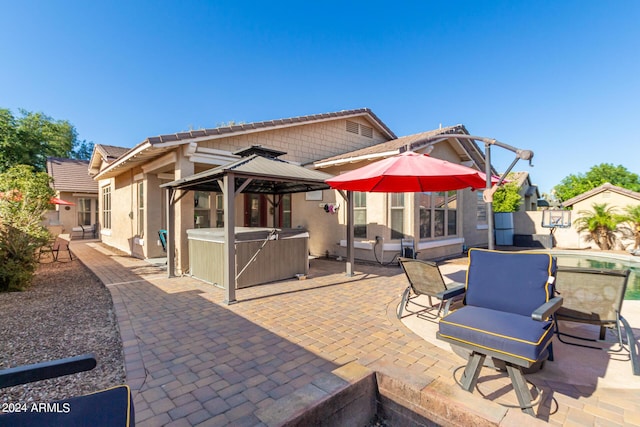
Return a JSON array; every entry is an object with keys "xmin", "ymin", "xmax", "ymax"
[
  {"xmin": 574, "ymin": 203, "xmax": 619, "ymax": 250},
  {"xmin": 617, "ymin": 204, "xmax": 640, "ymax": 251}
]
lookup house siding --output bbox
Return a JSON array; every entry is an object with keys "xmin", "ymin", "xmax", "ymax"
[{"xmin": 198, "ymin": 118, "xmax": 388, "ymax": 165}]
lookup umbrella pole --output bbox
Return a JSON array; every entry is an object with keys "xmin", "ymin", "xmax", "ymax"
[
  {"xmin": 485, "ymin": 144, "xmax": 495, "ymax": 250},
  {"xmin": 345, "ymin": 191, "xmax": 355, "ymax": 277}
]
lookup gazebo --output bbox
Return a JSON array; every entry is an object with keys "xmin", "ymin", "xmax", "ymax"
[{"xmin": 160, "ymin": 146, "xmax": 332, "ymax": 304}]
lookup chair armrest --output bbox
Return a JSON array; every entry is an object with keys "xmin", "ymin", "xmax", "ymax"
[
  {"xmin": 532, "ymin": 297, "xmax": 563, "ymax": 321},
  {"xmin": 0, "ymin": 354, "xmax": 97, "ymax": 389},
  {"xmin": 437, "ymin": 284, "xmax": 466, "ymax": 300}
]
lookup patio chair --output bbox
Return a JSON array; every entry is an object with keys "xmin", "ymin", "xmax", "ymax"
[
  {"xmin": 0, "ymin": 354, "xmax": 134, "ymax": 426},
  {"xmin": 397, "ymin": 257, "xmax": 465, "ymax": 319},
  {"xmin": 159, "ymin": 229, "xmax": 167, "ymax": 253},
  {"xmin": 71, "ymin": 224, "xmax": 97, "ymax": 239},
  {"xmin": 554, "ymin": 266, "xmax": 639, "ymax": 375},
  {"xmin": 437, "ymin": 249, "xmax": 562, "ymax": 416},
  {"xmin": 38, "ymin": 236, "xmax": 73, "ymax": 263}
]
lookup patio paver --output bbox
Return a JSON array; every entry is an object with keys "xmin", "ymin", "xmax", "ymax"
[{"xmin": 69, "ymin": 241, "xmax": 640, "ymax": 426}]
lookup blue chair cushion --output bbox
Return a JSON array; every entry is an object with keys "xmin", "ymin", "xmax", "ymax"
[
  {"xmin": 439, "ymin": 306, "xmax": 554, "ymax": 364},
  {"xmin": 465, "ymin": 249, "xmax": 556, "ymax": 317}
]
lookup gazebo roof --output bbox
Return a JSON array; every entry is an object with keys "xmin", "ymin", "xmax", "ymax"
[{"xmin": 160, "ymin": 153, "xmax": 332, "ymax": 194}]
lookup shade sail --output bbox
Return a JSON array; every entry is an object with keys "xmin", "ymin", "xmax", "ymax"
[{"xmin": 325, "ymin": 151, "xmax": 496, "ymax": 192}]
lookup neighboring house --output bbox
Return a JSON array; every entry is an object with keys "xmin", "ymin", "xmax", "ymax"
[
  {"xmin": 505, "ymin": 171, "xmax": 539, "ymax": 212},
  {"xmin": 562, "ymin": 182, "xmax": 640, "ymax": 250},
  {"xmin": 514, "ymin": 182, "xmax": 640, "ymax": 249},
  {"xmin": 45, "ymin": 157, "xmax": 99, "ymax": 235},
  {"xmin": 88, "ymin": 108, "xmax": 495, "ymax": 273}
]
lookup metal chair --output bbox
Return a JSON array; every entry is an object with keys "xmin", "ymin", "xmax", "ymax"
[
  {"xmin": 555, "ymin": 266, "xmax": 638, "ymax": 375},
  {"xmin": 437, "ymin": 249, "xmax": 562, "ymax": 416},
  {"xmin": 38, "ymin": 237, "xmax": 73, "ymax": 263},
  {"xmin": 397, "ymin": 257, "xmax": 465, "ymax": 319},
  {"xmin": 0, "ymin": 354, "xmax": 134, "ymax": 426}
]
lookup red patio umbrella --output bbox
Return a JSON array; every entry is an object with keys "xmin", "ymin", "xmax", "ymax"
[
  {"xmin": 325, "ymin": 151, "xmax": 497, "ymax": 192},
  {"xmin": 50, "ymin": 196, "xmax": 75, "ymax": 206}
]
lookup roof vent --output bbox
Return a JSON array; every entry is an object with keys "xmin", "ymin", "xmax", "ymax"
[
  {"xmin": 346, "ymin": 120, "xmax": 359, "ymax": 134},
  {"xmin": 360, "ymin": 124, "xmax": 373, "ymax": 138},
  {"xmin": 346, "ymin": 120, "xmax": 373, "ymax": 138}
]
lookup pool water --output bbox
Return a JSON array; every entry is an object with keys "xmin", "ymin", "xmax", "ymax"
[{"xmin": 555, "ymin": 254, "xmax": 640, "ymax": 300}]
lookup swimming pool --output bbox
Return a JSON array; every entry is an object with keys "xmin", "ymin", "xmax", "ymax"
[{"xmin": 553, "ymin": 252, "xmax": 640, "ymax": 300}]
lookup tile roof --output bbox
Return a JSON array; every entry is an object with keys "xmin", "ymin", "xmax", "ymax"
[
  {"xmin": 562, "ymin": 182, "xmax": 640, "ymax": 206},
  {"xmin": 94, "ymin": 108, "xmax": 396, "ymax": 180},
  {"xmin": 95, "ymin": 144, "xmax": 130, "ymax": 163},
  {"xmin": 46, "ymin": 157, "xmax": 97, "ymax": 193},
  {"xmin": 146, "ymin": 108, "xmax": 396, "ymax": 145},
  {"xmin": 312, "ymin": 125, "xmax": 490, "ymax": 174}
]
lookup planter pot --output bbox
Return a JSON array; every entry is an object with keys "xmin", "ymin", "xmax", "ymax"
[{"xmin": 494, "ymin": 212, "xmax": 514, "ymax": 246}]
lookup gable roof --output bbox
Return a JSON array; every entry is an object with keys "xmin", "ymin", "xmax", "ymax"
[
  {"xmin": 92, "ymin": 108, "xmax": 396, "ymax": 180},
  {"xmin": 562, "ymin": 182, "xmax": 640, "ymax": 207},
  {"xmin": 88, "ymin": 144, "xmax": 131, "ymax": 175},
  {"xmin": 46, "ymin": 157, "xmax": 97, "ymax": 194},
  {"xmin": 313, "ymin": 124, "xmax": 491, "ymax": 173}
]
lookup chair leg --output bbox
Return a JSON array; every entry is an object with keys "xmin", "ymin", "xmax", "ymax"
[
  {"xmin": 397, "ymin": 287, "xmax": 410, "ymax": 319},
  {"xmin": 619, "ymin": 315, "xmax": 640, "ymax": 376},
  {"xmin": 505, "ymin": 363, "xmax": 536, "ymax": 416},
  {"xmin": 460, "ymin": 352, "xmax": 485, "ymax": 392}
]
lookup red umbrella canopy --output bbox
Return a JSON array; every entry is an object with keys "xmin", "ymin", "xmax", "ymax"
[
  {"xmin": 50, "ymin": 196, "xmax": 75, "ymax": 206},
  {"xmin": 326, "ymin": 151, "xmax": 497, "ymax": 192}
]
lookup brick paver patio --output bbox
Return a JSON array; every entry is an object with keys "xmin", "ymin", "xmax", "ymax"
[{"xmin": 70, "ymin": 241, "xmax": 640, "ymax": 426}]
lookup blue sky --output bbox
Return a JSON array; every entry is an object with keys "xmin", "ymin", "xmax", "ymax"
[{"xmin": 1, "ymin": 1, "xmax": 638, "ymax": 194}]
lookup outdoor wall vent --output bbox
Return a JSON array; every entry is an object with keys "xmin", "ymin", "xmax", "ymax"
[
  {"xmin": 346, "ymin": 120, "xmax": 359, "ymax": 134},
  {"xmin": 346, "ymin": 121, "xmax": 373, "ymax": 138}
]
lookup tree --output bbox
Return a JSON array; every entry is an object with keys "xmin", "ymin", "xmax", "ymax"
[
  {"xmin": 553, "ymin": 164, "xmax": 640, "ymax": 202},
  {"xmin": 492, "ymin": 182, "xmax": 522, "ymax": 212},
  {"xmin": 0, "ymin": 108, "xmax": 91, "ymax": 171},
  {"xmin": 0, "ymin": 165, "xmax": 55, "ymax": 291},
  {"xmin": 71, "ymin": 139, "xmax": 95, "ymax": 161},
  {"xmin": 617, "ymin": 204, "xmax": 640, "ymax": 251},
  {"xmin": 573, "ymin": 203, "xmax": 619, "ymax": 250}
]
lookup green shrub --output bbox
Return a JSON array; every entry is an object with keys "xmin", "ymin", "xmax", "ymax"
[{"xmin": 0, "ymin": 165, "xmax": 54, "ymax": 291}]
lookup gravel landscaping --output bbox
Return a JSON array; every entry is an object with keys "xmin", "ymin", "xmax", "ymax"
[{"xmin": 0, "ymin": 255, "xmax": 125, "ymax": 404}]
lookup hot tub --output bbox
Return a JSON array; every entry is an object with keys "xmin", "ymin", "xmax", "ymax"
[{"xmin": 187, "ymin": 227, "xmax": 309, "ymax": 288}]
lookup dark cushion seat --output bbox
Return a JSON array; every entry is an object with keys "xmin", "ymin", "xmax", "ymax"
[{"xmin": 439, "ymin": 306, "xmax": 554, "ymax": 364}]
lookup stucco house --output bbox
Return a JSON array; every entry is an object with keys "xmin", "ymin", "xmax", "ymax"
[
  {"xmin": 505, "ymin": 171, "xmax": 539, "ymax": 212},
  {"xmin": 45, "ymin": 157, "xmax": 99, "ymax": 236},
  {"xmin": 89, "ymin": 108, "xmax": 496, "ymax": 274},
  {"xmin": 562, "ymin": 182, "xmax": 640, "ymax": 250}
]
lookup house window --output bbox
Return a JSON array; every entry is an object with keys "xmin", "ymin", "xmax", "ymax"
[
  {"xmin": 280, "ymin": 194, "xmax": 292, "ymax": 228},
  {"xmin": 390, "ymin": 193, "xmax": 404, "ymax": 239},
  {"xmin": 477, "ymin": 192, "xmax": 488, "ymax": 227},
  {"xmin": 354, "ymin": 192, "xmax": 367, "ymax": 238},
  {"xmin": 419, "ymin": 191, "xmax": 458, "ymax": 239},
  {"xmin": 102, "ymin": 186, "xmax": 111, "ymax": 229},
  {"xmin": 215, "ymin": 193, "xmax": 224, "ymax": 227},
  {"xmin": 194, "ymin": 191, "xmax": 211, "ymax": 228},
  {"xmin": 77, "ymin": 198, "xmax": 92, "ymax": 226},
  {"xmin": 137, "ymin": 182, "xmax": 144, "ymax": 236}
]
